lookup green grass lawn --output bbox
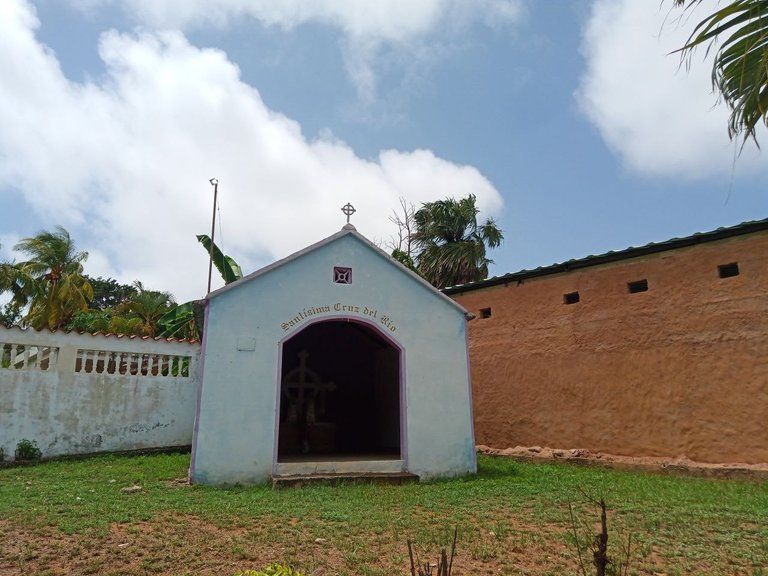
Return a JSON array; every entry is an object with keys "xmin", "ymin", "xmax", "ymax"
[{"xmin": 0, "ymin": 453, "xmax": 766, "ymax": 575}]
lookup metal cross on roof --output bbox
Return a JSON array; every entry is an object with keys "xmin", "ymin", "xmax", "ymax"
[{"xmin": 341, "ymin": 202, "xmax": 356, "ymax": 223}]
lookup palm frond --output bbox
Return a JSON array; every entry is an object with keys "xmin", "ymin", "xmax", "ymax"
[{"xmin": 674, "ymin": 0, "xmax": 768, "ymax": 142}]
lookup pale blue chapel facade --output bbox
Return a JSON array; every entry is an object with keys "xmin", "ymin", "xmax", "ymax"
[{"xmin": 190, "ymin": 224, "xmax": 476, "ymax": 485}]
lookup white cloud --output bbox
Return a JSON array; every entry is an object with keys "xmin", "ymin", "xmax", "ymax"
[
  {"xmin": 0, "ymin": 233, "xmax": 21, "ymax": 261},
  {"xmin": 66, "ymin": 0, "xmax": 524, "ymax": 102},
  {"xmin": 70, "ymin": 0, "xmax": 523, "ymax": 41},
  {"xmin": 577, "ymin": 0, "xmax": 765, "ymax": 179},
  {"xmin": 0, "ymin": 0, "xmax": 503, "ymax": 301}
]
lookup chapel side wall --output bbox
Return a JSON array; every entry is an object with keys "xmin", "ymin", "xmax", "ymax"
[
  {"xmin": 403, "ymin": 307, "xmax": 477, "ymax": 479},
  {"xmin": 190, "ymin": 293, "xmax": 281, "ymax": 485},
  {"xmin": 451, "ymin": 233, "xmax": 768, "ymax": 464},
  {"xmin": 0, "ymin": 327, "xmax": 200, "ymax": 460}
]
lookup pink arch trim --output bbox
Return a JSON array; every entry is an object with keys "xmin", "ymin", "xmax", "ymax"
[{"xmin": 272, "ymin": 315, "xmax": 407, "ymax": 473}]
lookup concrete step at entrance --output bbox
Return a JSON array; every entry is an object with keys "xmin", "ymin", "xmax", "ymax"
[
  {"xmin": 272, "ymin": 471, "xmax": 419, "ymax": 488},
  {"xmin": 274, "ymin": 457, "xmax": 404, "ymax": 477}
]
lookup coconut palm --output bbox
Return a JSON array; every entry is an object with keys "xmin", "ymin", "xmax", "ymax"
[
  {"xmin": 674, "ymin": 0, "xmax": 768, "ymax": 143},
  {"xmin": 412, "ymin": 194, "xmax": 503, "ymax": 289},
  {"xmin": 13, "ymin": 227, "xmax": 93, "ymax": 330}
]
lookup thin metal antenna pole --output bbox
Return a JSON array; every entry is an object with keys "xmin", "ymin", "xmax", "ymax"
[{"xmin": 207, "ymin": 178, "xmax": 219, "ymax": 294}]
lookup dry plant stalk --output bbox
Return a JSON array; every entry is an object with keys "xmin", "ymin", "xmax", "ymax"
[
  {"xmin": 408, "ymin": 527, "xmax": 458, "ymax": 576},
  {"xmin": 569, "ymin": 490, "xmax": 632, "ymax": 576}
]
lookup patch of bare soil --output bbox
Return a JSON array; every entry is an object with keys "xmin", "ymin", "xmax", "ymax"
[
  {"xmin": 478, "ymin": 444, "xmax": 768, "ymax": 480},
  {"xmin": 0, "ymin": 515, "xmax": 312, "ymax": 576},
  {"xmin": 0, "ymin": 515, "xmax": 579, "ymax": 576}
]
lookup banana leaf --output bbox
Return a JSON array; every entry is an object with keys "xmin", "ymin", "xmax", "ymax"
[
  {"xmin": 158, "ymin": 301, "xmax": 196, "ymax": 339},
  {"xmin": 196, "ymin": 234, "xmax": 243, "ymax": 285}
]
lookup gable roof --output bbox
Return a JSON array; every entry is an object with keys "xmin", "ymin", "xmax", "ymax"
[
  {"xmin": 207, "ymin": 225, "xmax": 468, "ymax": 316},
  {"xmin": 443, "ymin": 218, "xmax": 768, "ymax": 296}
]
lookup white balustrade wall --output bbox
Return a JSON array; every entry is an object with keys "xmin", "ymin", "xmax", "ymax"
[{"xmin": 0, "ymin": 325, "xmax": 200, "ymax": 461}]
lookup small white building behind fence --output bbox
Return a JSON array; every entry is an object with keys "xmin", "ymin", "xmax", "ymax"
[{"xmin": 0, "ymin": 325, "xmax": 200, "ymax": 461}]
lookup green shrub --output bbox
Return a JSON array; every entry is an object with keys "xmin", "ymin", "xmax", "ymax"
[
  {"xmin": 0, "ymin": 446, "xmax": 5, "ymax": 462},
  {"xmin": 235, "ymin": 563, "xmax": 303, "ymax": 576},
  {"xmin": 15, "ymin": 439, "xmax": 42, "ymax": 462}
]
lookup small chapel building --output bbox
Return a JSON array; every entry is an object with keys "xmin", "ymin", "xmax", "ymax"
[{"xmin": 190, "ymin": 221, "xmax": 476, "ymax": 485}]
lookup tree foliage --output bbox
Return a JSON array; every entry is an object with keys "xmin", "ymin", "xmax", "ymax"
[
  {"xmin": 65, "ymin": 309, "xmax": 113, "ymax": 333},
  {"xmin": 0, "ymin": 304, "xmax": 23, "ymax": 328},
  {"xmin": 114, "ymin": 281, "xmax": 176, "ymax": 336},
  {"xmin": 0, "ymin": 227, "xmax": 188, "ymax": 336},
  {"xmin": 66, "ymin": 281, "xmax": 177, "ymax": 336},
  {"xmin": 85, "ymin": 276, "xmax": 138, "ymax": 310},
  {"xmin": 674, "ymin": 0, "xmax": 768, "ymax": 143},
  {"xmin": 13, "ymin": 226, "xmax": 93, "ymax": 330},
  {"xmin": 157, "ymin": 301, "xmax": 198, "ymax": 339},
  {"xmin": 391, "ymin": 248, "xmax": 418, "ymax": 272},
  {"xmin": 0, "ymin": 247, "xmax": 26, "ymax": 328},
  {"xmin": 156, "ymin": 235, "xmax": 243, "ymax": 340},
  {"xmin": 411, "ymin": 194, "xmax": 503, "ymax": 289}
]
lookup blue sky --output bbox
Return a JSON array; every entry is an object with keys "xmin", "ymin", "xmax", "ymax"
[{"xmin": 0, "ymin": 0, "xmax": 765, "ymax": 302}]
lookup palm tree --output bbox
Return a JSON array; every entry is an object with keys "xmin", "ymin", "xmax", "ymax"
[
  {"xmin": 116, "ymin": 281, "xmax": 176, "ymax": 336},
  {"xmin": 412, "ymin": 194, "xmax": 503, "ymax": 289},
  {"xmin": 674, "ymin": 0, "xmax": 768, "ymax": 143},
  {"xmin": 13, "ymin": 227, "xmax": 93, "ymax": 330}
]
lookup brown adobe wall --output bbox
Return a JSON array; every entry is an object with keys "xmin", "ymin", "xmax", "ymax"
[{"xmin": 451, "ymin": 232, "xmax": 768, "ymax": 464}]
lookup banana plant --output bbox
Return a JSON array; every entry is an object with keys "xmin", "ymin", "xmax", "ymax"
[
  {"xmin": 196, "ymin": 234, "xmax": 243, "ymax": 284},
  {"xmin": 157, "ymin": 235, "xmax": 242, "ymax": 339}
]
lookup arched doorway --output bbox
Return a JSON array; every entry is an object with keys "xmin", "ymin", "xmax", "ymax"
[{"xmin": 276, "ymin": 319, "xmax": 402, "ymax": 462}]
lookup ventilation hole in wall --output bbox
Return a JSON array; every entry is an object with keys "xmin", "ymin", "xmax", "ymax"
[
  {"xmin": 333, "ymin": 266, "xmax": 352, "ymax": 284},
  {"xmin": 627, "ymin": 279, "xmax": 648, "ymax": 294},
  {"xmin": 718, "ymin": 262, "xmax": 739, "ymax": 278},
  {"xmin": 563, "ymin": 291, "xmax": 580, "ymax": 305},
  {"xmin": 480, "ymin": 307, "xmax": 492, "ymax": 319}
]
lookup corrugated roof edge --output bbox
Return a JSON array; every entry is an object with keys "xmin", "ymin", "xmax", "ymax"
[
  {"xmin": 0, "ymin": 324, "xmax": 199, "ymax": 344},
  {"xmin": 442, "ymin": 217, "xmax": 768, "ymax": 296}
]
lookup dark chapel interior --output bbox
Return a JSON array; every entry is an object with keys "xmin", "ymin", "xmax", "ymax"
[{"xmin": 277, "ymin": 320, "xmax": 401, "ymax": 461}]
